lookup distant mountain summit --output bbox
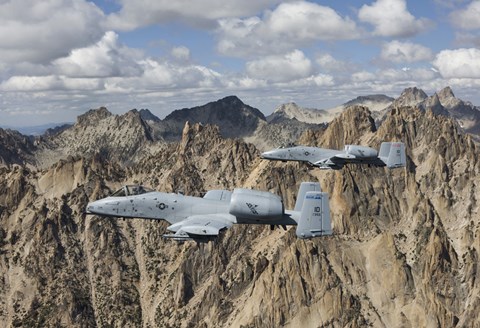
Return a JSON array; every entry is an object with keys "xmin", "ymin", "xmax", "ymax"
[
  {"xmin": 164, "ymin": 96, "xmax": 266, "ymax": 138},
  {"xmin": 266, "ymin": 103, "xmax": 330, "ymax": 124},
  {"xmin": 267, "ymin": 94, "xmax": 393, "ymax": 126},
  {"xmin": 420, "ymin": 92, "xmax": 450, "ymax": 116},
  {"xmin": 435, "ymin": 87, "xmax": 480, "ymax": 135},
  {"xmin": 263, "ymin": 87, "xmax": 479, "ymax": 140},
  {"xmin": 392, "ymin": 87, "xmax": 428, "ymax": 108},
  {"xmin": 35, "ymin": 107, "xmax": 156, "ymax": 168},
  {"xmin": 77, "ymin": 106, "xmax": 113, "ymax": 125},
  {"xmin": 139, "ymin": 109, "xmax": 161, "ymax": 122},
  {"xmin": 390, "ymin": 86, "xmax": 480, "ymax": 136},
  {"xmin": 343, "ymin": 94, "xmax": 394, "ymax": 110}
]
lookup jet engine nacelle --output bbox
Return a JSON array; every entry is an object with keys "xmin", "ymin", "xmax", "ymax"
[
  {"xmin": 229, "ymin": 189, "xmax": 284, "ymax": 220},
  {"xmin": 344, "ymin": 145, "xmax": 377, "ymax": 158}
]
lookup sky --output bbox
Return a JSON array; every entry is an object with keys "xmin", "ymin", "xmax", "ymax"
[{"xmin": 1, "ymin": 0, "xmax": 480, "ymax": 127}]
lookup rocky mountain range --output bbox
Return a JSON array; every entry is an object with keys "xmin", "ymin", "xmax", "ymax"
[
  {"xmin": 0, "ymin": 88, "xmax": 480, "ymax": 327},
  {"xmin": 265, "ymin": 87, "xmax": 480, "ymax": 141},
  {"xmin": 266, "ymin": 95, "xmax": 394, "ymax": 126}
]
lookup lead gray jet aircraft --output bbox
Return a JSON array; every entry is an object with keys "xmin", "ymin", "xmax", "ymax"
[
  {"xmin": 86, "ymin": 182, "xmax": 331, "ymax": 242},
  {"xmin": 261, "ymin": 142, "xmax": 406, "ymax": 170}
]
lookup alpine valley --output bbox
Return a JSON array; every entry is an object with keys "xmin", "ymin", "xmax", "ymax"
[{"xmin": 0, "ymin": 86, "xmax": 479, "ymax": 327}]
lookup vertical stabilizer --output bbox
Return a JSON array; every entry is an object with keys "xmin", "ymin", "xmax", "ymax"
[
  {"xmin": 379, "ymin": 142, "xmax": 406, "ymax": 168},
  {"xmin": 296, "ymin": 191, "xmax": 332, "ymax": 238},
  {"xmin": 294, "ymin": 182, "xmax": 321, "ymax": 212}
]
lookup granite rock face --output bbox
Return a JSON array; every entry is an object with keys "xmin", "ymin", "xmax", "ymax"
[{"xmin": 0, "ymin": 102, "xmax": 479, "ymax": 327}]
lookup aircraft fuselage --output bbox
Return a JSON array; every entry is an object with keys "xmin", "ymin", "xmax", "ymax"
[{"xmin": 86, "ymin": 191, "xmax": 298, "ymax": 226}]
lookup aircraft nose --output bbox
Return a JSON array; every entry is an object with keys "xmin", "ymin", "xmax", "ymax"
[
  {"xmin": 86, "ymin": 200, "xmax": 101, "ymax": 214},
  {"xmin": 86, "ymin": 202, "xmax": 95, "ymax": 214},
  {"xmin": 260, "ymin": 150, "xmax": 274, "ymax": 159},
  {"xmin": 261, "ymin": 149, "xmax": 285, "ymax": 160}
]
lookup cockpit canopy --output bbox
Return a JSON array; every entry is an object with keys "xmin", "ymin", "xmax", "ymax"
[{"xmin": 111, "ymin": 185, "xmax": 155, "ymax": 197}]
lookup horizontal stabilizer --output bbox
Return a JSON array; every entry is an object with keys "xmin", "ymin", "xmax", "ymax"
[{"xmin": 296, "ymin": 191, "xmax": 332, "ymax": 238}]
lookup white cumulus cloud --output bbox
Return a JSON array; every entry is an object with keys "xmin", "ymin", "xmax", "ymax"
[
  {"xmin": 0, "ymin": 0, "xmax": 105, "ymax": 64},
  {"xmin": 53, "ymin": 32, "xmax": 143, "ymax": 78},
  {"xmin": 264, "ymin": 1, "xmax": 359, "ymax": 40},
  {"xmin": 381, "ymin": 40, "xmax": 434, "ymax": 63},
  {"xmin": 316, "ymin": 54, "xmax": 348, "ymax": 72},
  {"xmin": 171, "ymin": 46, "xmax": 191, "ymax": 61},
  {"xmin": 245, "ymin": 50, "xmax": 312, "ymax": 83},
  {"xmin": 377, "ymin": 67, "xmax": 438, "ymax": 82},
  {"xmin": 359, "ymin": 0, "xmax": 430, "ymax": 37},
  {"xmin": 106, "ymin": 0, "xmax": 282, "ymax": 30},
  {"xmin": 433, "ymin": 48, "xmax": 480, "ymax": 78},
  {"xmin": 217, "ymin": 1, "xmax": 360, "ymax": 57},
  {"xmin": 1, "ymin": 75, "xmax": 102, "ymax": 92},
  {"xmin": 450, "ymin": 1, "xmax": 480, "ymax": 30}
]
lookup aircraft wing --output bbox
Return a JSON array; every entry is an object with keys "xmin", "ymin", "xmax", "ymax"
[
  {"xmin": 311, "ymin": 155, "xmax": 349, "ymax": 170},
  {"xmin": 312, "ymin": 153, "xmax": 385, "ymax": 169},
  {"xmin": 163, "ymin": 214, "xmax": 235, "ymax": 241}
]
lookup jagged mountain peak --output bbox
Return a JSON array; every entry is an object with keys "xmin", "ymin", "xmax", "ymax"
[
  {"xmin": 163, "ymin": 95, "xmax": 265, "ymax": 138},
  {"xmin": 138, "ymin": 108, "xmax": 160, "ymax": 122},
  {"xmin": 392, "ymin": 87, "xmax": 428, "ymax": 108},
  {"xmin": 166, "ymin": 95, "xmax": 265, "ymax": 121},
  {"xmin": 217, "ymin": 95, "xmax": 246, "ymax": 106},
  {"xmin": 331, "ymin": 105, "xmax": 375, "ymax": 128},
  {"xmin": 273, "ymin": 102, "xmax": 300, "ymax": 112},
  {"xmin": 313, "ymin": 105, "xmax": 376, "ymax": 149},
  {"xmin": 422, "ymin": 93, "xmax": 450, "ymax": 116},
  {"xmin": 77, "ymin": 106, "xmax": 112, "ymax": 125},
  {"xmin": 437, "ymin": 86, "xmax": 455, "ymax": 100},
  {"xmin": 430, "ymin": 92, "xmax": 440, "ymax": 103},
  {"xmin": 272, "ymin": 102, "xmax": 318, "ymax": 114},
  {"xmin": 267, "ymin": 102, "xmax": 329, "ymax": 124},
  {"xmin": 34, "ymin": 106, "xmax": 156, "ymax": 168}
]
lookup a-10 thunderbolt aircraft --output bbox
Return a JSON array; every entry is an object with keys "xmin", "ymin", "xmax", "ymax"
[
  {"xmin": 261, "ymin": 142, "xmax": 406, "ymax": 170},
  {"xmin": 86, "ymin": 182, "xmax": 331, "ymax": 242}
]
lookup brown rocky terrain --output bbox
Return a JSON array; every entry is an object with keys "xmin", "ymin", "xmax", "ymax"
[
  {"xmin": 0, "ymin": 97, "xmax": 479, "ymax": 327},
  {"xmin": 0, "ymin": 129, "xmax": 36, "ymax": 167}
]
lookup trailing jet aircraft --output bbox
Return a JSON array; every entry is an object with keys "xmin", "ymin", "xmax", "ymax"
[
  {"xmin": 86, "ymin": 182, "xmax": 331, "ymax": 242},
  {"xmin": 261, "ymin": 142, "xmax": 406, "ymax": 170}
]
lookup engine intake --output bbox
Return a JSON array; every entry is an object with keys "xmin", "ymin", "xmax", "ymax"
[
  {"xmin": 229, "ymin": 189, "xmax": 284, "ymax": 219},
  {"xmin": 344, "ymin": 145, "xmax": 377, "ymax": 158}
]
